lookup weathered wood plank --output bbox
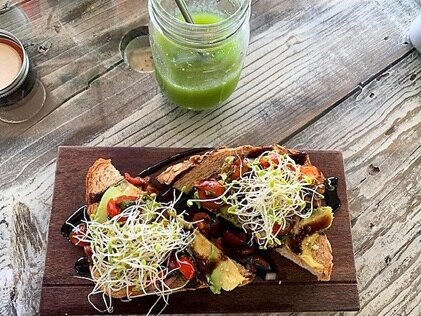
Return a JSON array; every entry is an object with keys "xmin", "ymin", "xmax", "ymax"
[
  {"xmin": 11, "ymin": 202, "xmax": 46, "ymax": 316},
  {"xmin": 0, "ymin": 0, "xmax": 149, "ymax": 138},
  {"xmin": 283, "ymin": 51, "xmax": 421, "ymax": 316},
  {"xmin": 0, "ymin": 0, "xmax": 420, "ymax": 315},
  {"xmin": 1, "ymin": 50, "xmax": 420, "ymax": 315},
  {"xmin": 0, "ymin": 0, "xmax": 418, "ymax": 147}
]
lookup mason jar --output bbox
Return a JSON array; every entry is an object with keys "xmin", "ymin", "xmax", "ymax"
[{"xmin": 148, "ymin": 0, "xmax": 251, "ymax": 110}]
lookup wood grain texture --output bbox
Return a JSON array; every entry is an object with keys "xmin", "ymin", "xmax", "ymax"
[
  {"xmin": 40, "ymin": 147, "xmax": 358, "ymax": 315},
  {"xmin": 0, "ymin": 0, "xmax": 420, "ymax": 315},
  {"xmin": 0, "ymin": 0, "xmax": 418, "ymax": 168},
  {"xmin": 40, "ymin": 283, "xmax": 359, "ymax": 316},
  {"xmin": 284, "ymin": 52, "xmax": 421, "ymax": 316}
]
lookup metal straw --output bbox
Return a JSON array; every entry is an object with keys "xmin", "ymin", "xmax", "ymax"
[{"xmin": 175, "ymin": 0, "xmax": 194, "ymax": 23}]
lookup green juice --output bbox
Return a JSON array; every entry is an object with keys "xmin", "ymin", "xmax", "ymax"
[{"xmin": 152, "ymin": 12, "xmax": 246, "ymax": 110}]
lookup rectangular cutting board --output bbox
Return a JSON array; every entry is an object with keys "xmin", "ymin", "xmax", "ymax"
[{"xmin": 40, "ymin": 146, "xmax": 359, "ymax": 315}]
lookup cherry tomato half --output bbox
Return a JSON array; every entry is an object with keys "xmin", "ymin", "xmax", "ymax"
[
  {"xmin": 259, "ymin": 154, "xmax": 279, "ymax": 169},
  {"xmin": 195, "ymin": 180, "xmax": 225, "ymax": 210},
  {"xmin": 114, "ymin": 195, "xmax": 138, "ymax": 204},
  {"xmin": 272, "ymin": 221, "xmax": 292, "ymax": 236},
  {"xmin": 84, "ymin": 245, "xmax": 93, "ymax": 259},
  {"xmin": 106, "ymin": 196, "xmax": 138, "ymax": 222},
  {"xmin": 145, "ymin": 184, "xmax": 159, "ymax": 196},
  {"xmin": 230, "ymin": 158, "xmax": 250, "ymax": 180},
  {"xmin": 222, "ymin": 230, "xmax": 247, "ymax": 247},
  {"xmin": 107, "ymin": 199, "xmax": 121, "ymax": 218},
  {"xmin": 192, "ymin": 212, "xmax": 211, "ymax": 236},
  {"xmin": 299, "ymin": 165, "xmax": 324, "ymax": 184},
  {"xmin": 176, "ymin": 256, "xmax": 196, "ymax": 281},
  {"xmin": 69, "ymin": 223, "xmax": 89, "ymax": 247}
]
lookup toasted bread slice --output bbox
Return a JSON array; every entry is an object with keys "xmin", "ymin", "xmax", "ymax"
[
  {"xmin": 85, "ymin": 158, "xmax": 254, "ymax": 299},
  {"xmin": 276, "ymin": 233, "xmax": 333, "ymax": 281},
  {"xmin": 91, "ymin": 268, "xmax": 207, "ymax": 299},
  {"xmin": 85, "ymin": 159, "xmax": 143, "ymax": 218},
  {"xmin": 157, "ymin": 145, "xmax": 310, "ymax": 192},
  {"xmin": 156, "ymin": 145, "xmax": 333, "ymax": 281},
  {"xmin": 85, "ymin": 158, "xmax": 124, "ymax": 206}
]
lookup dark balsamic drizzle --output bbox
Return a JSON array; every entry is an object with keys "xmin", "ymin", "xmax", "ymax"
[
  {"xmin": 324, "ymin": 177, "xmax": 341, "ymax": 212},
  {"xmin": 137, "ymin": 147, "xmax": 210, "ymax": 177},
  {"xmin": 75, "ymin": 257, "xmax": 90, "ymax": 275},
  {"xmin": 237, "ymin": 255, "xmax": 275, "ymax": 281},
  {"xmin": 61, "ymin": 205, "xmax": 88, "ymax": 237}
]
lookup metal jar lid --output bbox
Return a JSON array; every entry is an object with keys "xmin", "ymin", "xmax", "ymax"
[{"xmin": 0, "ymin": 29, "xmax": 30, "ymax": 98}]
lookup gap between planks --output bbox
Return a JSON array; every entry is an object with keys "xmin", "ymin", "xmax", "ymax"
[{"xmin": 278, "ymin": 47, "xmax": 417, "ymax": 145}]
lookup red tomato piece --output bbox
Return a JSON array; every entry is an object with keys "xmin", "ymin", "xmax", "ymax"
[
  {"xmin": 192, "ymin": 212, "xmax": 211, "ymax": 236},
  {"xmin": 259, "ymin": 154, "xmax": 279, "ymax": 169},
  {"xmin": 213, "ymin": 237, "xmax": 225, "ymax": 251},
  {"xmin": 145, "ymin": 184, "xmax": 159, "ymax": 196},
  {"xmin": 177, "ymin": 256, "xmax": 196, "ymax": 281},
  {"xmin": 124, "ymin": 172, "xmax": 146, "ymax": 187},
  {"xmin": 272, "ymin": 221, "xmax": 292, "ymax": 236},
  {"xmin": 195, "ymin": 180, "xmax": 226, "ymax": 210},
  {"xmin": 197, "ymin": 190, "xmax": 223, "ymax": 210},
  {"xmin": 300, "ymin": 165, "xmax": 324, "ymax": 179},
  {"xmin": 107, "ymin": 199, "xmax": 121, "ymax": 218},
  {"xmin": 108, "ymin": 196, "xmax": 138, "ymax": 222},
  {"xmin": 69, "ymin": 223, "xmax": 89, "ymax": 247},
  {"xmin": 113, "ymin": 195, "xmax": 138, "ymax": 204},
  {"xmin": 299, "ymin": 165, "xmax": 325, "ymax": 186},
  {"xmin": 84, "ymin": 245, "xmax": 93, "ymax": 259},
  {"xmin": 230, "ymin": 158, "xmax": 250, "ymax": 180},
  {"xmin": 272, "ymin": 223, "xmax": 281, "ymax": 235}
]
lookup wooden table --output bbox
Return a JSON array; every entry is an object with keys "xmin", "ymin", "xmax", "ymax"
[{"xmin": 0, "ymin": 0, "xmax": 420, "ymax": 315}]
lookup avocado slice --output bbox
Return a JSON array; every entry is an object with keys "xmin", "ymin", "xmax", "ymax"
[
  {"xmin": 299, "ymin": 233, "xmax": 325, "ymax": 270},
  {"xmin": 294, "ymin": 206, "xmax": 334, "ymax": 234},
  {"xmin": 208, "ymin": 260, "xmax": 246, "ymax": 294},
  {"xmin": 93, "ymin": 180, "xmax": 142, "ymax": 223},
  {"xmin": 190, "ymin": 231, "xmax": 247, "ymax": 294},
  {"xmin": 219, "ymin": 205, "xmax": 240, "ymax": 226}
]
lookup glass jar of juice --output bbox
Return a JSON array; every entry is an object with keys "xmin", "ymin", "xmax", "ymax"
[{"xmin": 148, "ymin": 0, "xmax": 251, "ymax": 110}]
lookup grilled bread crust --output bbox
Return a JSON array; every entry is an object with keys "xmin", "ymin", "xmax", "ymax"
[
  {"xmin": 85, "ymin": 158, "xmax": 123, "ymax": 215},
  {"xmin": 276, "ymin": 234, "xmax": 333, "ymax": 281},
  {"xmin": 85, "ymin": 158, "xmax": 254, "ymax": 298},
  {"xmin": 156, "ymin": 145, "xmax": 333, "ymax": 281},
  {"xmin": 157, "ymin": 145, "xmax": 310, "ymax": 192}
]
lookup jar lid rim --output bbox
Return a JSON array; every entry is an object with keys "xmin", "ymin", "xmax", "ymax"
[
  {"xmin": 149, "ymin": 0, "xmax": 251, "ymax": 45},
  {"xmin": 0, "ymin": 30, "xmax": 29, "ymax": 97}
]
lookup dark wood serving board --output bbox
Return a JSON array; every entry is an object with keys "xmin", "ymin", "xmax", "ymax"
[{"xmin": 40, "ymin": 146, "xmax": 359, "ymax": 315}]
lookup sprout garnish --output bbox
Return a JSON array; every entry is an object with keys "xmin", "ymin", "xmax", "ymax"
[
  {"xmin": 189, "ymin": 151, "xmax": 324, "ymax": 249},
  {"xmin": 77, "ymin": 194, "xmax": 195, "ymax": 314}
]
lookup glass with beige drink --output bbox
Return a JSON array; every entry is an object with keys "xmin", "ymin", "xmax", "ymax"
[{"xmin": 0, "ymin": 30, "xmax": 46, "ymax": 123}]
